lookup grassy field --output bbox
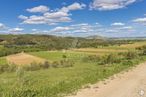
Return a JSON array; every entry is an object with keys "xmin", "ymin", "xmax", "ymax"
[
  {"xmin": 29, "ymin": 51, "xmax": 90, "ymax": 61},
  {"xmin": 0, "ymin": 41, "xmax": 146, "ymax": 97},
  {"xmin": 72, "ymin": 41, "xmax": 146, "ymax": 55},
  {"xmin": 1, "ymin": 56, "xmax": 145, "ymax": 97},
  {"xmin": 0, "ymin": 57, "xmax": 7, "ymax": 65}
]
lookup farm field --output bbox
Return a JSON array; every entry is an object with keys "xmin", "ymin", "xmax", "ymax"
[
  {"xmin": 72, "ymin": 41, "xmax": 146, "ymax": 55},
  {"xmin": 29, "ymin": 51, "xmax": 89, "ymax": 61},
  {"xmin": 6, "ymin": 53, "xmax": 45, "ymax": 65},
  {"xmin": 0, "ymin": 40, "xmax": 146, "ymax": 97}
]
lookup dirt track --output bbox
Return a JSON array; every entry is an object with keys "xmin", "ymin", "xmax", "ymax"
[
  {"xmin": 6, "ymin": 53, "xmax": 45, "ymax": 65},
  {"xmin": 67, "ymin": 63, "xmax": 146, "ymax": 97}
]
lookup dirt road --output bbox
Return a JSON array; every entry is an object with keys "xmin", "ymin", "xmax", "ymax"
[{"xmin": 67, "ymin": 63, "xmax": 146, "ymax": 97}]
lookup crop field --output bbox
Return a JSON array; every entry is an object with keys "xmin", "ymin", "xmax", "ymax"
[
  {"xmin": 29, "ymin": 51, "xmax": 90, "ymax": 61},
  {"xmin": 6, "ymin": 53, "xmax": 45, "ymax": 65},
  {"xmin": 0, "ymin": 40, "xmax": 146, "ymax": 97},
  {"xmin": 72, "ymin": 41, "xmax": 146, "ymax": 55}
]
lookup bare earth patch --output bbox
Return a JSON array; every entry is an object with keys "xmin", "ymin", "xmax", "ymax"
[
  {"xmin": 67, "ymin": 62, "xmax": 146, "ymax": 97},
  {"xmin": 6, "ymin": 53, "xmax": 45, "ymax": 65}
]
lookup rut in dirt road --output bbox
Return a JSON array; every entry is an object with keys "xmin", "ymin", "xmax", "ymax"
[{"xmin": 67, "ymin": 63, "xmax": 146, "ymax": 97}]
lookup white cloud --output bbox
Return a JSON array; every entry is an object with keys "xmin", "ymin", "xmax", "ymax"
[
  {"xmin": 22, "ymin": 15, "xmax": 46, "ymax": 24},
  {"xmin": 90, "ymin": 0, "xmax": 137, "ymax": 11},
  {"xmin": 29, "ymin": 22, "xmax": 137, "ymax": 37},
  {"xmin": 106, "ymin": 25, "xmax": 134, "ymax": 33},
  {"xmin": 18, "ymin": 15, "xmax": 28, "ymax": 20},
  {"xmin": 44, "ymin": 11, "xmax": 69, "ymax": 19},
  {"xmin": 119, "ymin": 26, "xmax": 133, "ymax": 30},
  {"xmin": 61, "ymin": 2, "xmax": 86, "ymax": 12},
  {"xmin": 111, "ymin": 22, "xmax": 125, "ymax": 26},
  {"xmin": 133, "ymin": 17, "xmax": 146, "ymax": 25},
  {"xmin": 47, "ymin": 23, "xmax": 103, "ymax": 36},
  {"xmin": 0, "ymin": 23, "xmax": 6, "ymax": 29},
  {"xmin": 9, "ymin": 27, "xmax": 24, "ymax": 32},
  {"xmin": 27, "ymin": 5, "xmax": 49, "ymax": 13},
  {"xmin": 19, "ymin": 3, "xmax": 85, "ymax": 25},
  {"xmin": 49, "ymin": 26, "xmax": 73, "ymax": 33},
  {"xmin": 32, "ymin": 29, "xmax": 37, "ymax": 32}
]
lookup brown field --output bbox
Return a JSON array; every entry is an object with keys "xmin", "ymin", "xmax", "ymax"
[
  {"xmin": 6, "ymin": 52, "xmax": 45, "ymax": 65},
  {"xmin": 120, "ymin": 41, "xmax": 146, "ymax": 48},
  {"xmin": 72, "ymin": 48, "xmax": 128, "ymax": 55}
]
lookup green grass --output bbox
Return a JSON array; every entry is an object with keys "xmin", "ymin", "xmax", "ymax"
[
  {"xmin": 0, "ymin": 57, "xmax": 7, "ymax": 65},
  {"xmin": 29, "ymin": 51, "xmax": 89, "ymax": 61},
  {"xmin": 1, "ymin": 41, "xmax": 146, "ymax": 97},
  {"xmin": 0, "ymin": 51, "xmax": 146, "ymax": 97}
]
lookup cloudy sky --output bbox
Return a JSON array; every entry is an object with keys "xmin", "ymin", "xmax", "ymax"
[{"xmin": 0, "ymin": 0, "xmax": 146, "ymax": 37}]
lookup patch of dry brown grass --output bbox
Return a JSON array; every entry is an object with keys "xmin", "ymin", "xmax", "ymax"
[{"xmin": 6, "ymin": 52, "xmax": 45, "ymax": 65}]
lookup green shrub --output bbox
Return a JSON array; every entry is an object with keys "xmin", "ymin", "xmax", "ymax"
[
  {"xmin": 40, "ymin": 61, "xmax": 50, "ymax": 69},
  {"xmin": 98, "ymin": 53, "xmax": 122, "ymax": 65},
  {"xmin": 7, "ymin": 64, "xmax": 17, "ymax": 72},
  {"xmin": 120, "ymin": 60, "xmax": 134, "ymax": 66},
  {"xmin": 52, "ymin": 61, "xmax": 60, "ymax": 68},
  {"xmin": 60, "ymin": 59, "xmax": 74, "ymax": 68},
  {"xmin": 82, "ymin": 55, "xmax": 101, "ymax": 62},
  {"xmin": 123, "ymin": 51, "xmax": 139, "ymax": 60}
]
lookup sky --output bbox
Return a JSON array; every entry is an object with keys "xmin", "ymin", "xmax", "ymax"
[{"xmin": 0, "ymin": 0, "xmax": 146, "ymax": 37}]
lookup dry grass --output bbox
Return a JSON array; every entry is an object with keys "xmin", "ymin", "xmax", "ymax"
[
  {"xmin": 72, "ymin": 48, "xmax": 127, "ymax": 55},
  {"xmin": 120, "ymin": 41, "xmax": 146, "ymax": 48},
  {"xmin": 6, "ymin": 52, "xmax": 45, "ymax": 65}
]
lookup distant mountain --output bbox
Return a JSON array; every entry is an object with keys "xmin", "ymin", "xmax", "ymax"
[
  {"xmin": 86, "ymin": 35, "xmax": 107, "ymax": 40},
  {"xmin": 109, "ymin": 37, "xmax": 146, "ymax": 40}
]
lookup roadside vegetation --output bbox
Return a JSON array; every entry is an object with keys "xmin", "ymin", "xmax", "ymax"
[{"xmin": 0, "ymin": 35, "xmax": 146, "ymax": 97}]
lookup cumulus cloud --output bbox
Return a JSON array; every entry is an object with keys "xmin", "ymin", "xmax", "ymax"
[
  {"xmin": 90, "ymin": 0, "xmax": 138, "ymax": 11},
  {"xmin": 22, "ymin": 15, "xmax": 46, "ymax": 25},
  {"xmin": 47, "ymin": 23, "xmax": 102, "ymax": 36},
  {"xmin": 111, "ymin": 22, "xmax": 125, "ymax": 26},
  {"xmin": 119, "ymin": 26, "xmax": 133, "ymax": 30},
  {"xmin": 19, "ymin": 2, "xmax": 86, "ymax": 25},
  {"xmin": 27, "ymin": 5, "xmax": 49, "ymax": 13},
  {"xmin": 133, "ymin": 17, "xmax": 146, "ymax": 25},
  {"xmin": 0, "ymin": 23, "xmax": 6, "ymax": 29},
  {"xmin": 30, "ymin": 22, "xmax": 137, "ymax": 37},
  {"xmin": 9, "ymin": 27, "xmax": 24, "ymax": 32},
  {"xmin": 18, "ymin": 15, "xmax": 28, "ymax": 20},
  {"xmin": 61, "ymin": 2, "xmax": 86, "ymax": 12},
  {"xmin": 49, "ymin": 26, "xmax": 73, "ymax": 33},
  {"xmin": 32, "ymin": 29, "xmax": 37, "ymax": 32}
]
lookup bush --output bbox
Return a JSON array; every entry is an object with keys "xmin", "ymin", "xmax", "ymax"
[
  {"xmin": 98, "ymin": 53, "xmax": 122, "ymax": 65},
  {"xmin": 123, "ymin": 51, "xmax": 139, "ymax": 60},
  {"xmin": 7, "ymin": 64, "xmax": 17, "ymax": 72},
  {"xmin": 60, "ymin": 59, "xmax": 74, "ymax": 68},
  {"xmin": 52, "ymin": 61, "xmax": 60, "ymax": 68},
  {"xmin": 82, "ymin": 55, "xmax": 101, "ymax": 62},
  {"xmin": 52, "ymin": 59, "xmax": 74, "ymax": 68},
  {"xmin": 40, "ymin": 61, "xmax": 50, "ymax": 69},
  {"xmin": 0, "ymin": 60, "xmax": 74, "ymax": 74},
  {"xmin": 120, "ymin": 60, "xmax": 134, "ymax": 66},
  {"xmin": 0, "ymin": 64, "xmax": 18, "ymax": 74},
  {"xmin": 0, "ymin": 64, "xmax": 9, "ymax": 73}
]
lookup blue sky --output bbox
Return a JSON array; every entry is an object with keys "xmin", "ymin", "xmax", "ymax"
[{"xmin": 0, "ymin": 0, "xmax": 146, "ymax": 37}]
